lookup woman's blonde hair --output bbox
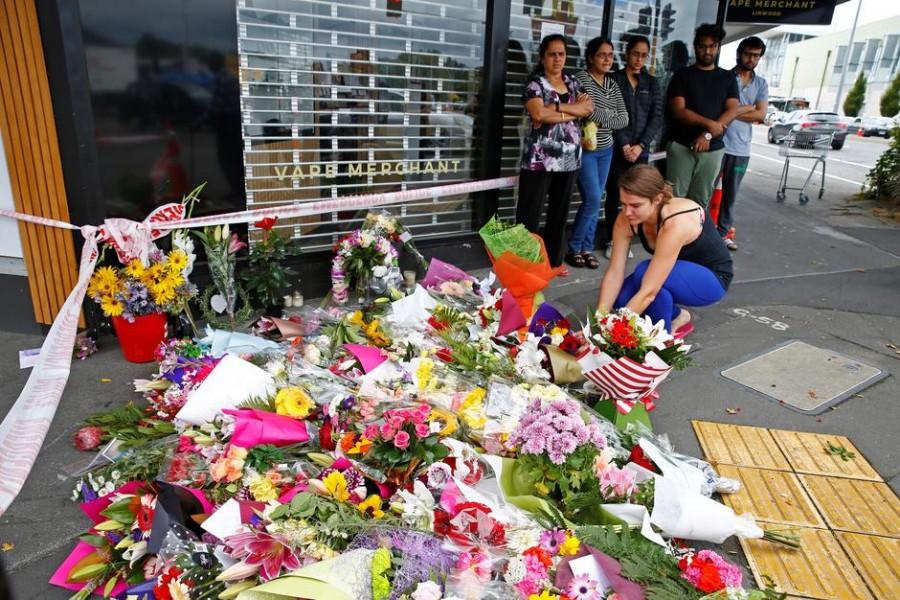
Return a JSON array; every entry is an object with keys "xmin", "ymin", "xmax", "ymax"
[{"xmin": 619, "ymin": 164, "xmax": 674, "ymax": 204}]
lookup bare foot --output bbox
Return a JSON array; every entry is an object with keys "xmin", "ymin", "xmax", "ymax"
[{"xmin": 671, "ymin": 308, "xmax": 692, "ymax": 331}]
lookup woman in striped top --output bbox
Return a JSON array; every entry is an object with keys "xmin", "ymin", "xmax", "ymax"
[{"xmin": 566, "ymin": 37, "xmax": 629, "ymax": 270}]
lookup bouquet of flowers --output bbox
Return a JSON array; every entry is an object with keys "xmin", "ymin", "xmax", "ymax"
[
  {"xmin": 359, "ymin": 403, "xmax": 451, "ymax": 484},
  {"xmin": 578, "ymin": 308, "xmax": 692, "ymax": 414},
  {"xmin": 478, "ymin": 216, "xmax": 562, "ymax": 318},
  {"xmin": 87, "ymin": 247, "xmax": 196, "ymax": 321},
  {"xmin": 363, "ymin": 210, "xmax": 429, "ymax": 270},
  {"xmin": 194, "ymin": 224, "xmax": 253, "ymax": 328},
  {"xmin": 505, "ymin": 397, "xmax": 607, "ymax": 514},
  {"xmin": 330, "ymin": 228, "xmax": 401, "ymax": 304}
]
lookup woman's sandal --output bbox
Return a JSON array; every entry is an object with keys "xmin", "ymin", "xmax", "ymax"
[
  {"xmin": 581, "ymin": 252, "xmax": 600, "ymax": 269},
  {"xmin": 564, "ymin": 252, "xmax": 585, "ymax": 268}
]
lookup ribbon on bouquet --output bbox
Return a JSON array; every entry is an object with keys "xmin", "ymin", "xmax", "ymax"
[{"xmin": 0, "ymin": 176, "xmax": 518, "ymax": 517}]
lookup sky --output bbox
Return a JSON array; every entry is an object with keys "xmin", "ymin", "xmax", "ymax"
[{"xmin": 788, "ymin": 0, "xmax": 900, "ymax": 35}]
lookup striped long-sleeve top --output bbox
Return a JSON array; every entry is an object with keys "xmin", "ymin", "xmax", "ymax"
[{"xmin": 573, "ymin": 70, "xmax": 629, "ymax": 150}]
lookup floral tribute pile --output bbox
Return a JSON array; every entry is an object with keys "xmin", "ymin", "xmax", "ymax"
[{"xmin": 56, "ymin": 221, "xmax": 792, "ymax": 600}]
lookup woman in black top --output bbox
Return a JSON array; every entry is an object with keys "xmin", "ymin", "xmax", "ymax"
[
  {"xmin": 605, "ymin": 35, "xmax": 663, "ymax": 258},
  {"xmin": 598, "ymin": 165, "xmax": 732, "ymax": 334}
]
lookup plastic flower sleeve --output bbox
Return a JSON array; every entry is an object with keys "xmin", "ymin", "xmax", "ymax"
[{"xmin": 650, "ymin": 476, "xmax": 764, "ymax": 543}]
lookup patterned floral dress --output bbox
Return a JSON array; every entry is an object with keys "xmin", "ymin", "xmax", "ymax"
[{"xmin": 520, "ymin": 73, "xmax": 585, "ymax": 172}]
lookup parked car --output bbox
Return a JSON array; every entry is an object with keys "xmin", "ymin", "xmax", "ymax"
[
  {"xmin": 850, "ymin": 116, "xmax": 894, "ymax": 138},
  {"xmin": 767, "ymin": 110, "xmax": 848, "ymax": 150},
  {"xmin": 764, "ymin": 110, "xmax": 786, "ymax": 126}
]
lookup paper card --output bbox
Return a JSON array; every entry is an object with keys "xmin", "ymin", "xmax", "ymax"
[
  {"xmin": 207, "ymin": 328, "xmax": 279, "ymax": 358},
  {"xmin": 175, "ymin": 354, "xmax": 275, "ymax": 426},
  {"xmin": 200, "ymin": 498, "xmax": 247, "ymax": 540},
  {"xmin": 569, "ymin": 554, "xmax": 611, "ymax": 593},
  {"xmin": 18, "ymin": 348, "xmax": 40, "ymax": 369}
]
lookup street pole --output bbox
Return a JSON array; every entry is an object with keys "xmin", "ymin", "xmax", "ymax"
[
  {"xmin": 788, "ymin": 56, "xmax": 800, "ymax": 98},
  {"xmin": 816, "ymin": 50, "xmax": 832, "ymax": 110},
  {"xmin": 832, "ymin": 0, "xmax": 863, "ymax": 113}
]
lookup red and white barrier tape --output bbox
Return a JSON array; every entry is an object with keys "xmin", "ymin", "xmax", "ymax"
[{"xmin": 0, "ymin": 175, "xmax": 518, "ymax": 516}]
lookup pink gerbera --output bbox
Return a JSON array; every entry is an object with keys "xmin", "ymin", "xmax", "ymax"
[
  {"xmin": 225, "ymin": 530, "xmax": 301, "ymax": 581},
  {"xmin": 567, "ymin": 573, "xmax": 604, "ymax": 600}
]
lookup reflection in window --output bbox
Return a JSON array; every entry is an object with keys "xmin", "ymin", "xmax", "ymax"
[{"xmin": 79, "ymin": 0, "xmax": 245, "ymax": 220}]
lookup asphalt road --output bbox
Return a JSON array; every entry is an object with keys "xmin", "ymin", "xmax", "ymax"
[{"xmin": 748, "ymin": 123, "xmax": 889, "ymax": 204}]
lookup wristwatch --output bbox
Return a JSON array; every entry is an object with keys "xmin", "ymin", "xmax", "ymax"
[{"xmin": 703, "ymin": 132, "xmax": 713, "ymax": 140}]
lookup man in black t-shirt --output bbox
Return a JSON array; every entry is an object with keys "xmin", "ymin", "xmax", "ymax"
[{"xmin": 665, "ymin": 24, "xmax": 740, "ymax": 208}]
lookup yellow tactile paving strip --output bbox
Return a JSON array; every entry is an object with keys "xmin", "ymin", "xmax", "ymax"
[
  {"xmin": 835, "ymin": 532, "xmax": 900, "ymax": 600},
  {"xmin": 769, "ymin": 429, "xmax": 882, "ymax": 481},
  {"xmin": 799, "ymin": 475, "xmax": 900, "ymax": 538},
  {"xmin": 716, "ymin": 465, "xmax": 824, "ymax": 528},
  {"xmin": 693, "ymin": 421, "xmax": 899, "ymax": 600},
  {"xmin": 739, "ymin": 527, "xmax": 874, "ymax": 600},
  {"xmin": 691, "ymin": 421, "xmax": 792, "ymax": 471}
]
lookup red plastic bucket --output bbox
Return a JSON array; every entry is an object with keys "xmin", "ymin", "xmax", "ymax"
[{"xmin": 111, "ymin": 313, "xmax": 168, "ymax": 363}]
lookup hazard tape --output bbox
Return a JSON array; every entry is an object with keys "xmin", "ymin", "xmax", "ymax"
[{"xmin": 0, "ymin": 175, "xmax": 518, "ymax": 516}]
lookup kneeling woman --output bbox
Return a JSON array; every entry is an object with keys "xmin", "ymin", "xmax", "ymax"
[{"xmin": 598, "ymin": 164, "xmax": 732, "ymax": 333}]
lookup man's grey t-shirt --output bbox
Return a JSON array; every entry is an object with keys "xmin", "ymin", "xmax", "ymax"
[{"xmin": 724, "ymin": 69, "xmax": 768, "ymax": 157}]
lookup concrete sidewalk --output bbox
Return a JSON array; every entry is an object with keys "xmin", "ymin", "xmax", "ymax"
[{"xmin": 1, "ymin": 170, "xmax": 898, "ymax": 598}]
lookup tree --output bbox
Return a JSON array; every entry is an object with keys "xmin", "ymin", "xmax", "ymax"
[
  {"xmin": 843, "ymin": 72, "xmax": 867, "ymax": 117},
  {"xmin": 880, "ymin": 72, "xmax": 900, "ymax": 117}
]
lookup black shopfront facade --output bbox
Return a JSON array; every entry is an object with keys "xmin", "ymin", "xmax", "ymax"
[{"xmin": 9, "ymin": 0, "xmax": 723, "ymax": 331}]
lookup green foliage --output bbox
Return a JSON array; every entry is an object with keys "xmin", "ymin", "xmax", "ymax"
[
  {"xmin": 843, "ymin": 72, "xmax": 867, "ymax": 117},
  {"xmin": 864, "ymin": 127, "xmax": 900, "ymax": 201},
  {"xmin": 880, "ymin": 72, "xmax": 900, "ymax": 117},
  {"xmin": 241, "ymin": 223, "xmax": 300, "ymax": 308},
  {"xmin": 84, "ymin": 403, "xmax": 176, "ymax": 448}
]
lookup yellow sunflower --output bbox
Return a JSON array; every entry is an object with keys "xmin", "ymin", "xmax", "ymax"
[
  {"xmin": 166, "ymin": 249, "xmax": 188, "ymax": 273},
  {"xmin": 151, "ymin": 283, "xmax": 176, "ymax": 306},
  {"xmin": 124, "ymin": 259, "xmax": 145, "ymax": 279},
  {"xmin": 100, "ymin": 296, "xmax": 125, "ymax": 317}
]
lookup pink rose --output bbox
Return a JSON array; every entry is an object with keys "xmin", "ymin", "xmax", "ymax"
[
  {"xmin": 394, "ymin": 431, "xmax": 411, "ymax": 450},
  {"xmin": 379, "ymin": 422, "xmax": 395, "ymax": 441},
  {"xmin": 415, "ymin": 423, "xmax": 430, "ymax": 439},
  {"xmin": 363, "ymin": 424, "xmax": 379, "ymax": 440}
]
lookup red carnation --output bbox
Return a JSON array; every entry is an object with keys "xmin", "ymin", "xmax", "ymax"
[
  {"xmin": 319, "ymin": 420, "xmax": 337, "ymax": 451},
  {"xmin": 73, "ymin": 426, "xmax": 104, "ymax": 451}
]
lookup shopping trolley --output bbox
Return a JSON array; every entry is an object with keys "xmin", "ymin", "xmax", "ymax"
[{"xmin": 775, "ymin": 130, "xmax": 834, "ymax": 204}]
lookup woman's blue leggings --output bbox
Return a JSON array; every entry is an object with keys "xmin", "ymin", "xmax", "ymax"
[{"xmin": 614, "ymin": 259, "xmax": 727, "ymax": 331}]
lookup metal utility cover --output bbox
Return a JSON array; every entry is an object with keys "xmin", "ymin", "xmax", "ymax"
[
  {"xmin": 716, "ymin": 465, "xmax": 824, "ymax": 528},
  {"xmin": 692, "ymin": 421, "xmax": 792, "ymax": 471},
  {"xmin": 739, "ymin": 527, "xmax": 874, "ymax": 599},
  {"xmin": 720, "ymin": 340, "xmax": 886, "ymax": 415}
]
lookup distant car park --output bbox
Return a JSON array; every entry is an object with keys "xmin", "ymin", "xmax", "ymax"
[{"xmin": 850, "ymin": 116, "xmax": 894, "ymax": 138}]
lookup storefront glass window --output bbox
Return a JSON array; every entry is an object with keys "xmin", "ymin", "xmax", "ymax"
[
  {"xmin": 79, "ymin": 0, "xmax": 245, "ymax": 220},
  {"xmin": 238, "ymin": 0, "xmax": 487, "ymax": 250}
]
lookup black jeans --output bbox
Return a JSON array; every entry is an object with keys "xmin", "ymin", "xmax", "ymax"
[{"xmin": 516, "ymin": 169, "xmax": 577, "ymax": 268}]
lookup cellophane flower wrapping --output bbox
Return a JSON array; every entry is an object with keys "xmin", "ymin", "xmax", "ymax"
[{"xmin": 479, "ymin": 218, "xmax": 562, "ymax": 318}]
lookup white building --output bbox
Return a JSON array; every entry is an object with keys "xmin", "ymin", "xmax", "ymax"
[{"xmin": 774, "ymin": 15, "xmax": 900, "ymax": 115}]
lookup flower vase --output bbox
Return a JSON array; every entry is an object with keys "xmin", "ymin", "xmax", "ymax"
[{"xmin": 111, "ymin": 312, "xmax": 168, "ymax": 363}]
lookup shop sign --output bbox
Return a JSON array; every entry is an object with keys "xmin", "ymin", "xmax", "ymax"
[
  {"xmin": 274, "ymin": 160, "xmax": 463, "ymax": 182},
  {"xmin": 727, "ymin": 0, "xmax": 836, "ymax": 25}
]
